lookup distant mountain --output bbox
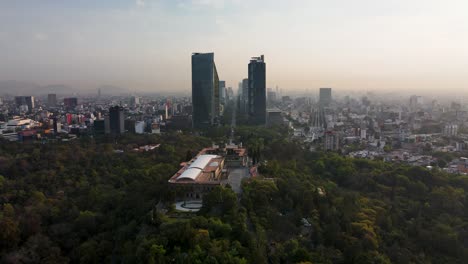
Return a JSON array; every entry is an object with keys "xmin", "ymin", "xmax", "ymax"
[
  {"xmin": 0, "ymin": 80, "xmax": 40, "ymax": 95},
  {"xmin": 96, "ymin": 85, "xmax": 130, "ymax": 95},
  {"xmin": 0, "ymin": 81, "xmax": 130, "ymax": 96},
  {"xmin": 38, "ymin": 84, "xmax": 73, "ymax": 94}
]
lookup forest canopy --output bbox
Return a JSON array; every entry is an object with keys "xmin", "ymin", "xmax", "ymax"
[{"xmin": 0, "ymin": 130, "xmax": 467, "ymax": 263}]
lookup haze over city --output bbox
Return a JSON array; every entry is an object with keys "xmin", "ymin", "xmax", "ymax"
[
  {"xmin": 1, "ymin": 0, "xmax": 468, "ymax": 95},
  {"xmin": 4, "ymin": 1, "xmax": 468, "ymax": 263}
]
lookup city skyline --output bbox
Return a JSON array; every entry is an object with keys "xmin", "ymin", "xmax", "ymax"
[{"xmin": 2, "ymin": 1, "xmax": 468, "ymax": 94}]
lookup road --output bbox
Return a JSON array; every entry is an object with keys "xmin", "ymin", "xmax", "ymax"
[
  {"xmin": 225, "ymin": 104, "xmax": 250, "ymax": 194},
  {"xmin": 227, "ymin": 167, "xmax": 250, "ymax": 194}
]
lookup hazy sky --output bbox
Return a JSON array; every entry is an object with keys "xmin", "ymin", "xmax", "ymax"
[{"xmin": 1, "ymin": 0, "xmax": 468, "ymax": 93}]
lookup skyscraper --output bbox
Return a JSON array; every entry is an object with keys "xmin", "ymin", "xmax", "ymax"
[
  {"xmin": 15, "ymin": 96, "xmax": 35, "ymax": 113},
  {"xmin": 248, "ymin": 55, "xmax": 266, "ymax": 125},
  {"xmin": 109, "ymin": 106, "xmax": 125, "ymax": 135},
  {"xmin": 267, "ymin": 88, "xmax": 277, "ymax": 105},
  {"xmin": 48, "ymin": 94, "xmax": 57, "ymax": 107},
  {"xmin": 64, "ymin": 97, "xmax": 78, "ymax": 109},
  {"xmin": 191, "ymin": 52, "xmax": 220, "ymax": 128},
  {"xmin": 319, "ymin": 88, "xmax": 332, "ymax": 107},
  {"xmin": 129, "ymin": 96, "xmax": 140, "ymax": 107},
  {"xmin": 219, "ymin": 80, "xmax": 226, "ymax": 104},
  {"xmin": 241, "ymin": 78, "xmax": 249, "ymax": 113},
  {"xmin": 409, "ymin": 95, "xmax": 423, "ymax": 112},
  {"xmin": 324, "ymin": 131, "xmax": 340, "ymax": 151}
]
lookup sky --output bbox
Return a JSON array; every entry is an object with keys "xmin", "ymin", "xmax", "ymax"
[{"xmin": 1, "ymin": 0, "xmax": 468, "ymax": 94}]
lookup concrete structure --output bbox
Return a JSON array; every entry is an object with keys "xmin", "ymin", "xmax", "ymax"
[
  {"xmin": 248, "ymin": 55, "xmax": 266, "ymax": 125},
  {"xmin": 267, "ymin": 88, "xmax": 277, "ymax": 105},
  {"xmin": 219, "ymin": 80, "xmax": 226, "ymax": 104},
  {"xmin": 135, "ymin": 121, "xmax": 145, "ymax": 134},
  {"xmin": 241, "ymin": 78, "xmax": 249, "ymax": 113},
  {"xmin": 15, "ymin": 96, "xmax": 34, "ymax": 113},
  {"xmin": 169, "ymin": 143, "xmax": 247, "ymax": 200},
  {"xmin": 319, "ymin": 88, "xmax": 332, "ymax": 107},
  {"xmin": 169, "ymin": 154, "xmax": 226, "ymax": 200},
  {"xmin": 47, "ymin": 94, "xmax": 57, "ymax": 107},
  {"xmin": 109, "ymin": 106, "xmax": 125, "ymax": 135},
  {"xmin": 443, "ymin": 124, "xmax": 458, "ymax": 137},
  {"xmin": 129, "ymin": 96, "xmax": 140, "ymax": 107},
  {"xmin": 63, "ymin": 97, "xmax": 78, "ymax": 109},
  {"xmin": 200, "ymin": 143, "xmax": 248, "ymax": 167},
  {"xmin": 324, "ymin": 131, "xmax": 340, "ymax": 151},
  {"xmin": 192, "ymin": 52, "xmax": 220, "ymax": 128},
  {"xmin": 267, "ymin": 109, "xmax": 284, "ymax": 127},
  {"xmin": 410, "ymin": 95, "xmax": 424, "ymax": 112}
]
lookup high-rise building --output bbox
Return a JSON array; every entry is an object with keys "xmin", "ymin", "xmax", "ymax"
[
  {"xmin": 48, "ymin": 94, "xmax": 57, "ymax": 107},
  {"xmin": 267, "ymin": 88, "xmax": 276, "ymax": 105},
  {"xmin": 15, "ymin": 96, "xmax": 35, "ymax": 112},
  {"xmin": 219, "ymin": 81, "xmax": 226, "ymax": 104},
  {"xmin": 443, "ymin": 124, "xmax": 458, "ymax": 137},
  {"xmin": 63, "ymin": 97, "xmax": 78, "ymax": 109},
  {"xmin": 319, "ymin": 88, "xmax": 332, "ymax": 106},
  {"xmin": 129, "ymin": 96, "xmax": 140, "ymax": 107},
  {"xmin": 109, "ymin": 106, "xmax": 125, "ymax": 135},
  {"xmin": 248, "ymin": 55, "xmax": 266, "ymax": 125},
  {"xmin": 325, "ymin": 131, "xmax": 340, "ymax": 151},
  {"xmin": 409, "ymin": 95, "xmax": 423, "ymax": 112},
  {"xmin": 226, "ymin": 87, "xmax": 234, "ymax": 102},
  {"xmin": 191, "ymin": 52, "xmax": 220, "ymax": 128},
  {"xmin": 241, "ymin": 78, "xmax": 249, "ymax": 113},
  {"xmin": 53, "ymin": 117, "xmax": 61, "ymax": 133},
  {"xmin": 93, "ymin": 119, "xmax": 106, "ymax": 135}
]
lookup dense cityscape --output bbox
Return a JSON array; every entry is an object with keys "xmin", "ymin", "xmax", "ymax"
[{"xmin": 2, "ymin": 53, "xmax": 468, "ymax": 174}]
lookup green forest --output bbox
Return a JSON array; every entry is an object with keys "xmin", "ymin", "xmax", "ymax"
[{"xmin": 1, "ymin": 128, "xmax": 468, "ymax": 263}]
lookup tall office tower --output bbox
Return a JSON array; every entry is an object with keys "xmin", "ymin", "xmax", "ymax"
[
  {"xmin": 267, "ymin": 88, "xmax": 277, "ymax": 105},
  {"xmin": 409, "ymin": 95, "xmax": 423, "ymax": 112},
  {"xmin": 98, "ymin": 88, "xmax": 102, "ymax": 97},
  {"xmin": 48, "ymin": 94, "xmax": 57, "ymax": 107},
  {"xmin": 248, "ymin": 55, "xmax": 266, "ymax": 125},
  {"xmin": 109, "ymin": 106, "xmax": 125, "ymax": 135},
  {"xmin": 63, "ymin": 97, "xmax": 78, "ymax": 109},
  {"xmin": 241, "ymin": 78, "xmax": 249, "ymax": 113},
  {"xmin": 319, "ymin": 88, "xmax": 332, "ymax": 107},
  {"xmin": 15, "ymin": 96, "xmax": 35, "ymax": 112},
  {"xmin": 219, "ymin": 81, "xmax": 226, "ymax": 104},
  {"xmin": 227, "ymin": 87, "xmax": 234, "ymax": 102},
  {"xmin": 324, "ymin": 131, "xmax": 340, "ymax": 151},
  {"xmin": 129, "ymin": 96, "xmax": 140, "ymax": 107},
  {"xmin": 191, "ymin": 52, "xmax": 220, "ymax": 128}
]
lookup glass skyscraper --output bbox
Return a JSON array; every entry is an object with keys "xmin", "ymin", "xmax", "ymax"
[
  {"xmin": 248, "ymin": 55, "xmax": 266, "ymax": 125},
  {"xmin": 192, "ymin": 53, "xmax": 220, "ymax": 128},
  {"xmin": 109, "ymin": 106, "xmax": 125, "ymax": 135}
]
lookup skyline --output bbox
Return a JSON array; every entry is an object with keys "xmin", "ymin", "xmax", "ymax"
[{"xmin": 1, "ymin": 1, "xmax": 468, "ymax": 93}]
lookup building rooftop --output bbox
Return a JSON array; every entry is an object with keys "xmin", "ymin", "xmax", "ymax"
[{"xmin": 169, "ymin": 154, "xmax": 223, "ymax": 184}]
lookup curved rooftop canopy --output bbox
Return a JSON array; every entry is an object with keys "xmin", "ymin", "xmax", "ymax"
[
  {"xmin": 176, "ymin": 168, "xmax": 201, "ymax": 181},
  {"xmin": 176, "ymin": 154, "xmax": 219, "ymax": 181},
  {"xmin": 189, "ymin": 154, "xmax": 218, "ymax": 170}
]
